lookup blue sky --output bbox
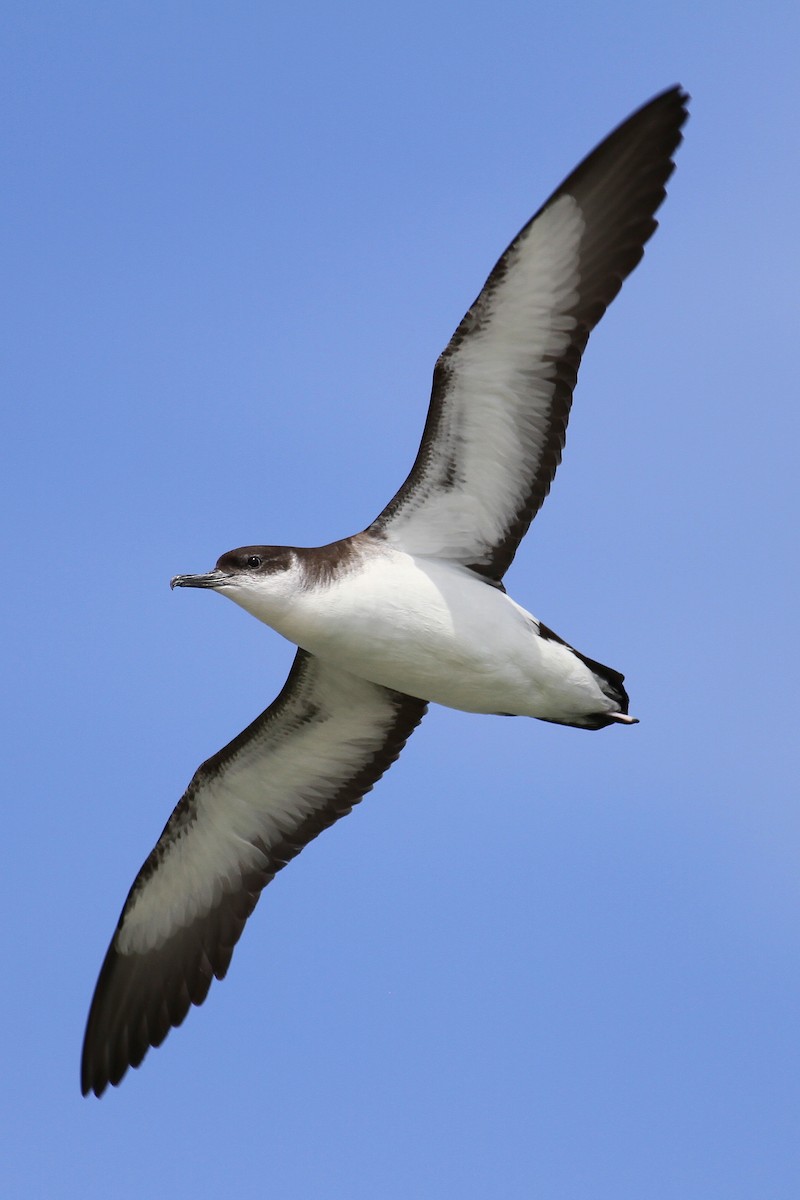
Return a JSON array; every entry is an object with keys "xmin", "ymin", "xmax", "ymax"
[{"xmin": 2, "ymin": 2, "xmax": 799, "ymax": 1197}]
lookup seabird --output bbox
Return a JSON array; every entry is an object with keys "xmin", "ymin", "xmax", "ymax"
[{"xmin": 82, "ymin": 86, "xmax": 688, "ymax": 1096}]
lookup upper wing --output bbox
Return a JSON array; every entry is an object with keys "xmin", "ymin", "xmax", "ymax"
[
  {"xmin": 369, "ymin": 87, "xmax": 688, "ymax": 579},
  {"xmin": 81, "ymin": 651, "xmax": 427, "ymax": 1097}
]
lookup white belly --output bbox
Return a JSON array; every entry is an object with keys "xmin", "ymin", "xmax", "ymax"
[{"xmin": 256, "ymin": 550, "xmax": 615, "ymax": 722}]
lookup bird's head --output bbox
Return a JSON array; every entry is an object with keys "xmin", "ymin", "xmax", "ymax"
[{"xmin": 171, "ymin": 545, "xmax": 299, "ymax": 625}]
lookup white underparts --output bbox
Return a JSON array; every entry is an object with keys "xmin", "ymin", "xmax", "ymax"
[{"xmin": 225, "ymin": 549, "xmax": 624, "ymax": 725}]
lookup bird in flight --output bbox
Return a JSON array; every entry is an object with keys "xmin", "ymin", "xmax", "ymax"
[{"xmin": 82, "ymin": 86, "xmax": 688, "ymax": 1096}]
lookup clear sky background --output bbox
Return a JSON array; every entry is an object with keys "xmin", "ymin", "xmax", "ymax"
[{"xmin": 2, "ymin": 3, "xmax": 798, "ymax": 1197}]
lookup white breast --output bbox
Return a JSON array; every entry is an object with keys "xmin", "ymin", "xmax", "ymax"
[{"xmin": 253, "ymin": 550, "xmax": 613, "ymax": 721}]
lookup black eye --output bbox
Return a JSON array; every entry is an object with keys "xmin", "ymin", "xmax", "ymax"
[{"xmin": 246, "ymin": 555, "xmax": 262, "ymax": 569}]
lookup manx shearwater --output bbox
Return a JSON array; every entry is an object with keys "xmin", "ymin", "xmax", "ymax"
[{"xmin": 82, "ymin": 86, "xmax": 688, "ymax": 1096}]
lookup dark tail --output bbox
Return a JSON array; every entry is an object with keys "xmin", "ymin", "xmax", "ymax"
[{"xmin": 538, "ymin": 622, "xmax": 636, "ymax": 730}]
